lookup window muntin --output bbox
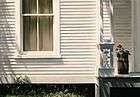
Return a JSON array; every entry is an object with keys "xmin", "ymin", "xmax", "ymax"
[{"xmin": 22, "ymin": 0, "xmax": 53, "ymax": 51}]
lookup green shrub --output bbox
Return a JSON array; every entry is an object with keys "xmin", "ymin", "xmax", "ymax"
[
  {"xmin": 6, "ymin": 91, "xmax": 84, "ymax": 97},
  {"xmin": 14, "ymin": 75, "xmax": 31, "ymax": 84},
  {"xmin": 1, "ymin": 84, "xmax": 94, "ymax": 97}
]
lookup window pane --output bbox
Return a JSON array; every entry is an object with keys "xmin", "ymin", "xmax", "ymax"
[
  {"xmin": 39, "ymin": 17, "xmax": 53, "ymax": 51},
  {"xmin": 39, "ymin": 0, "xmax": 53, "ymax": 14},
  {"xmin": 23, "ymin": 16, "xmax": 37, "ymax": 51},
  {"xmin": 22, "ymin": 0, "xmax": 37, "ymax": 14}
]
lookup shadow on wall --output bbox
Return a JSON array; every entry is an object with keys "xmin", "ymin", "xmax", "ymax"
[
  {"xmin": 0, "ymin": 0, "xmax": 65, "ymax": 83},
  {"xmin": 0, "ymin": 0, "xmax": 17, "ymax": 83}
]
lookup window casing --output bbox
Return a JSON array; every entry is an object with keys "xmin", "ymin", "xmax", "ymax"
[{"xmin": 16, "ymin": 0, "xmax": 60, "ymax": 58}]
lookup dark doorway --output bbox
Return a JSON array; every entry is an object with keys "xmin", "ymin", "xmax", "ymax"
[{"xmin": 110, "ymin": 87, "xmax": 140, "ymax": 97}]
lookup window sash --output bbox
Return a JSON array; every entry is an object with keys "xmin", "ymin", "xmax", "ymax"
[
  {"xmin": 22, "ymin": 0, "xmax": 54, "ymax": 51},
  {"xmin": 22, "ymin": 0, "xmax": 53, "ymax": 14},
  {"xmin": 15, "ymin": 0, "xmax": 60, "ymax": 58},
  {"xmin": 22, "ymin": 14, "xmax": 54, "ymax": 16},
  {"xmin": 23, "ymin": 15, "xmax": 53, "ymax": 51}
]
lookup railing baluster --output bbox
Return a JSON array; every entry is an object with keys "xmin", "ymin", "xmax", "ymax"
[{"xmin": 100, "ymin": 43, "xmax": 114, "ymax": 68}]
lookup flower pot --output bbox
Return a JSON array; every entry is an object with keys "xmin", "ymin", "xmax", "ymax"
[
  {"xmin": 117, "ymin": 60, "xmax": 125, "ymax": 74},
  {"xmin": 123, "ymin": 54, "xmax": 129, "ymax": 74},
  {"xmin": 117, "ymin": 60, "xmax": 129, "ymax": 74},
  {"xmin": 116, "ymin": 44, "xmax": 130, "ymax": 74}
]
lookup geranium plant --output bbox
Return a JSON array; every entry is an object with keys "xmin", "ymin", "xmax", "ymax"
[
  {"xmin": 115, "ymin": 44, "xmax": 130, "ymax": 74},
  {"xmin": 115, "ymin": 44, "xmax": 130, "ymax": 60}
]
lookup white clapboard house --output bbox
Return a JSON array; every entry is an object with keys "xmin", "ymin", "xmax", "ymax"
[{"xmin": 0, "ymin": 0, "xmax": 140, "ymax": 96}]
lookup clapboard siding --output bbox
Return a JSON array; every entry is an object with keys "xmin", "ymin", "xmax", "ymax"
[
  {"xmin": 0, "ymin": 0, "xmax": 99, "ymax": 83},
  {"xmin": 112, "ymin": 0, "xmax": 134, "ymax": 72},
  {"xmin": 102, "ymin": 0, "xmax": 112, "ymax": 41},
  {"xmin": 113, "ymin": 0, "xmax": 132, "ymax": 49}
]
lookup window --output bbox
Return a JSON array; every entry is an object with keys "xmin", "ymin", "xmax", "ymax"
[
  {"xmin": 16, "ymin": 0, "xmax": 60, "ymax": 58},
  {"xmin": 23, "ymin": 0, "xmax": 53, "ymax": 51}
]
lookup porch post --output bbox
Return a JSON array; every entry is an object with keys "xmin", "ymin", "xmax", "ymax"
[{"xmin": 133, "ymin": 0, "xmax": 140, "ymax": 72}]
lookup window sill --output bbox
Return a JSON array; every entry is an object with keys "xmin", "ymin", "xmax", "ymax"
[{"xmin": 15, "ymin": 51, "xmax": 61, "ymax": 59}]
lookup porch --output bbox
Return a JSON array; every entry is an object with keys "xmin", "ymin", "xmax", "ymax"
[
  {"xmin": 98, "ymin": 0, "xmax": 137, "ymax": 77},
  {"xmin": 99, "ymin": 74, "xmax": 140, "ymax": 97}
]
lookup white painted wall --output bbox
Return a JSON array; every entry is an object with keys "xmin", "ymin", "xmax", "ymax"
[
  {"xmin": 102, "ymin": 0, "xmax": 112, "ymax": 41},
  {"xmin": 0, "ymin": 0, "xmax": 136, "ymax": 83},
  {"xmin": 112, "ymin": 0, "xmax": 134, "ymax": 72},
  {"xmin": 133, "ymin": 0, "xmax": 140, "ymax": 72},
  {"xmin": 0, "ymin": 0, "xmax": 99, "ymax": 83}
]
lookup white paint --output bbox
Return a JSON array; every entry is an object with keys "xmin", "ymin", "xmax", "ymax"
[
  {"xmin": 0, "ymin": 0, "xmax": 98, "ymax": 83},
  {"xmin": 131, "ymin": 0, "xmax": 135, "ymax": 72},
  {"xmin": 103, "ymin": 0, "xmax": 112, "ymax": 41},
  {"xmin": 15, "ymin": 0, "xmax": 60, "ymax": 58},
  {"xmin": 133, "ymin": 0, "xmax": 140, "ymax": 72},
  {"xmin": 113, "ymin": 0, "xmax": 133, "ymax": 73}
]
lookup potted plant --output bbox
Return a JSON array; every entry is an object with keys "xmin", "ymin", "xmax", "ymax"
[{"xmin": 115, "ymin": 44, "xmax": 130, "ymax": 74}]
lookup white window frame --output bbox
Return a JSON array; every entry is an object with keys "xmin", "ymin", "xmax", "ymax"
[{"xmin": 15, "ymin": 0, "xmax": 60, "ymax": 58}]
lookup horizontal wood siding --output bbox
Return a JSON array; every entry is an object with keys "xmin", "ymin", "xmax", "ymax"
[
  {"xmin": 112, "ymin": 0, "xmax": 134, "ymax": 72},
  {"xmin": 102, "ymin": 0, "xmax": 112, "ymax": 41},
  {"xmin": 0, "ymin": 0, "xmax": 99, "ymax": 83},
  {"xmin": 113, "ymin": 0, "xmax": 132, "ymax": 49}
]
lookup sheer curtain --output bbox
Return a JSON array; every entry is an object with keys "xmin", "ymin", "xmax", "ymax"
[
  {"xmin": 39, "ymin": 17, "xmax": 53, "ymax": 51},
  {"xmin": 23, "ymin": 0, "xmax": 53, "ymax": 51},
  {"xmin": 39, "ymin": 0, "xmax": 53, "ymax": 51},
  {"xmin": 39, "ymin": 0, "xmax": 53, "ymax": 14},
  {"xmin": 23, "ymin": 0, "xmax": 37, "ymax": 51},
  {"xmin": 23, "ymin": 17, "xmax": 37, "ymax": 51},
  {"xmin": 22, "ymin": 0, "xmax": 37, "ymax": 14}
]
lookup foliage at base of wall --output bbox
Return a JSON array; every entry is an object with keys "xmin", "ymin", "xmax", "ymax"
[
  {"xmin": 6, "ymin": 92, "xmax": 83, "ymax": 97},
  {"xmin": 0, "ymin": 84, "xmax": 95, "ymax": 97}
]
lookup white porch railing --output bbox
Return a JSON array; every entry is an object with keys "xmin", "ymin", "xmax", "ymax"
[
  {"xmin": 99, "ymin": 0, "xmax": 115, "ymax": 77},
  {"xmin": 99, "ymin": 43, "xmax": 114, "ymax": 69},
  {"xmin": 99, "ymin": 43, "xmax": 115, "ymax": 77}
]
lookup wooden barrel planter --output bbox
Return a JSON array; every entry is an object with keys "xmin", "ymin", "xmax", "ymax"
[
  {"xmin": 117, "ymin": 51, "xmax": 130, "ymax": 74},
  {"xmin": 117, "ymin": 60, "xmax": 129, "ymax": 74},
  {"xmin": 117, "ymin": 60, "xmax": 125, "ymax": 74}
]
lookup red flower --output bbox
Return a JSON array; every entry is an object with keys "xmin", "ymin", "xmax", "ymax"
[{"xmin": 117, "ymin": 44, "xmax": 122, "ymax": 48}]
